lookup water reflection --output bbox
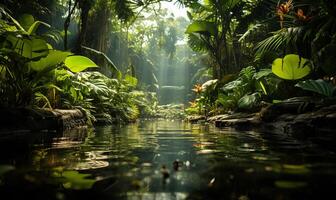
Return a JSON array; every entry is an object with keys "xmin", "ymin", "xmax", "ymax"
[{"xmin": 1, "ymin": 120, "xmax": 336, "ymax": 199}]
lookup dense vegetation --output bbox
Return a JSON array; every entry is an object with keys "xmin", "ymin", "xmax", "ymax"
[
  {"xmin": 0, "ymin": 0, "xmax": 335, "ymax": 122},
  {"xmin": 185, "ymin": 0, "xmax": 336, "ymax": 116}
]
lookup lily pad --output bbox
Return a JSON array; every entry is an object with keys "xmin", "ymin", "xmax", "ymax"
[{"xmin": 61, "ymin": 171, "xmax": 96, "ymax": 190}]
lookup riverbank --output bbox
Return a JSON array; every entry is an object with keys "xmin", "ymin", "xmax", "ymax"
[
  {"xmin": 0, "ymin": 108, "xmax": 87, "ymax": 135},
  {"xmin": 187, "ymin": 97, "xmax": 336, "ymax": 151}
]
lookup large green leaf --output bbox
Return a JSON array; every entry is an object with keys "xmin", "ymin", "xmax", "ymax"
[
  {"xmin": 186, "ymin": 21, "xmax": 217, "ymax": 36},
  {"xmin": 295, "ymin": 79, "xmax": 334, "ymax": 97},
  {"xmin": 64, "ymin": 56, "xmax": 98, "ymax": 73},
  {"xmin": 28, "ymin": 50, "xmax": 71, "ymax": 71},
  {"xmin": 272, "ymin": 54, "xmax": 311, "ymax": 80},
  {"xmin": 254, "ymin": 69, "xmax": 272, "ymax": 80},
  {"xmin": 5, "ymin": 35, "xmax": 49, "ymax": 60},
  {"xmin": 238, "ymin": 92, "xmax": 260, "ymax": 110}
]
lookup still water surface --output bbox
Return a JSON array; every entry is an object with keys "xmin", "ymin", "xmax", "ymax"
[{"xmin": 1, "ymin": 120, "xmax": 336, "ymax": 199}]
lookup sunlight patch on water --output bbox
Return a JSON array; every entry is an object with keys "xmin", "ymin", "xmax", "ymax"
[{"xmin": 127, "ymin": 192, "xmax": 188, "ymax": 200}]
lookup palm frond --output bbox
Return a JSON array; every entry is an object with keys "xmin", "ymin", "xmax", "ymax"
[{"xmin": 187, "ymin": 33, "xmax": 210, "ymax": 52}]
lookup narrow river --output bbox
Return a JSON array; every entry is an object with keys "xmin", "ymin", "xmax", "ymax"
[{"xmin": 1, "ymin": 120, "xmax": 336, "ymax": 199}]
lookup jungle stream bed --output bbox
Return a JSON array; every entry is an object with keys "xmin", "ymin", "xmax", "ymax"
[{"xmin": 0, "ymin": 120, "xmax": 336, "ymax": 200}]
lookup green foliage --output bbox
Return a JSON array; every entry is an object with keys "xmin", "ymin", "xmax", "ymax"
[
  {"xmin": 254, "ymin": 69, "xmax": 272, "ymax": 80},
  {"xmin": 238, "ymin": 92, "xmax": 261, "ymax": 110},
  {"xmin": 185, "ymin": 21, "xmax": 217, "ymax": 36},
  {"xmin": 29, "ymin": 50, "xmax": 71, "ymax": 71},
  {"xmin": 272, "ymin": 54, "xmax": 311, "ymax": 80},
  {"xmin": 0, "ymin": 11, "xmax": 97, "ymax": 110},
  {"xmin": 124, "ymin": 74, "xmax": 138, "ymax": 88},
  {"xmin": 64, "ymin": 55, "xmax": 98, "ymax": 73},
  {"xmin": 295, "ymin": 79, "xmax": 334, "ymax": 97}
]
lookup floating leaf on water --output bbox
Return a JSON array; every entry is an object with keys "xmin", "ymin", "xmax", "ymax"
[
  {"xmin": 275, "ymin": 180, "xmax": 308, "ymax": 189},
  {"xmin": 61, "ymin": 171, "xmax": 96, "ymax": 190}
]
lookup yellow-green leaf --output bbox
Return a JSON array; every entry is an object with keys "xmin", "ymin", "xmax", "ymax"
[
  {"xmin": 64, "ymin": 56, "xmax": 98, "ymax": 73},
  {"xmin": 186, "ymin": 21, "xmax": 217, "ymax": 36},
  {"xmin": 28, "ymin": 50, "xmax": 71, "ymax": 71},
  {"xmin": 272, "ymin": 54, "xmax": 311, "ymax": 80}
]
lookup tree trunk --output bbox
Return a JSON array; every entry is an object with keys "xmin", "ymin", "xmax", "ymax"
[
  {"xmin": 64, "ymin": 0, "xmax": 79, "ymax": 50},
  {"xmin": 75, "ymin": 0, "xmax": 92, "ymax": 54}
]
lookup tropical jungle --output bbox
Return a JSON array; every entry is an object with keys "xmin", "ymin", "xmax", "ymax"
[{"xmin": 0, "ymin": 0, "xmax": 336, "ymax": 199}]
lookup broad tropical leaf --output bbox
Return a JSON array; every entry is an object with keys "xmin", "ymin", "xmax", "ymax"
[
  {"xmin": 272, "ymin": 54, "xmax": 311, "ymax": 80},
  {"xmin": 5, "ymin": 35, "xmax": 49, "ymax": 60},
  {"xmin": 238, "ymin": 92, "xmax": 260, "ymax": 110},
  {"xmin": 295, "ymin": 79, "xmax": 334, "ymax": 97},
  {"xmin": 28, "ymin": 50, "xmax": 71, "ymax": 71},
  {"xmin": 186, "ymin": 21, "xmax": 217, "ymax": 36},
  {"xmin": 254, "ymin": 68, "xmax": 272, "ymax": 80},
  {"xmin": 64, "ymin": 56, "xmax": 98, "ymax": 73}
]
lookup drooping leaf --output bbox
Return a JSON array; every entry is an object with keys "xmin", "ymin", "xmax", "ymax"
[
  {"xmin": 28, "ymin": 21, "xmax": 51, "ymax": 35},
  {"xmin": 34, "ymin": 92, "xmax": 52, "ymax": 109},
  {"xmin": 187, "ymin": 33, "xmax": 209, "ymax": 52},
  {"xmin": 81, "ymin": 46, "xmax": 120, "ymax": 76},
  {"xmin": 272, "ymin": 54, "xmax": 311, "ymax": 80},
  {"xmin": 64, "ymin": 56, "xmax": 98, "ymax": 73},
  {"xmin": 28, "ymin": 50, "xmax": 71, "ymax": 71},
  {"xmin": 186, "ymin": 21, "xmax": 217, "ymax": 36},
  {"xmin": 295, "ymin": 79, "xmax": 334, "ymax": 97}
]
